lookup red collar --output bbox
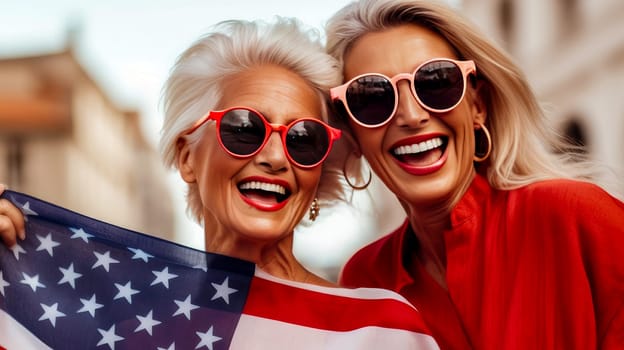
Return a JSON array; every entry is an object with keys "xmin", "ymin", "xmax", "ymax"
[{"xmin": 391, "ymin": 174, "xmax": 493, "ymax": 289}]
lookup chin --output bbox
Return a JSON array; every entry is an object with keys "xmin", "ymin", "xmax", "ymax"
[
  {"xmin": 239, "ymin": 219, "xmax": 292, "ymax": 240},
  {"xmin": 401, "ymin": 175, "xmax": 457, "ymax": 206}
]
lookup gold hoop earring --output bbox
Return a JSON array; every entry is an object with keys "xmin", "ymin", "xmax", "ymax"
[
  {"xmin": 342, "ymin": 152, "xmax": 372, "ymax": 190},
  {"xmin": 474, "ymin": 122, "xmax": 492, "ymax": 162},
  {"xmin": 308, "ymin": 198, "xmax": 319, "ymax": 221}
]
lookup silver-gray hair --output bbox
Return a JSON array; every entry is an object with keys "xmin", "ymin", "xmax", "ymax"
[
  {"xmin": 160, "ymin": 17, "xmax": 344, "ymax": 223},
  {"xmin": 326, "ymin": 0, "xmax": 604, "ymax": 193}
]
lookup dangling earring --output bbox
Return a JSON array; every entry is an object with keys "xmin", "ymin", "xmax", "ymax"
[
  {"xmin": 308, "ymin": 198, "xmax": 319, "ymax": 221},
  {"xmin": 474, "ymin": 121, "xmax": 492, "ymax": 162},
  {"xmin": 342, "ymin": 152, "xmax": 372, "ymax": 190}
]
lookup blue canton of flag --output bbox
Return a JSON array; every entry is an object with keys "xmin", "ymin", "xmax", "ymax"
[{"xmin": 0, "ymin": 190, "xmax": 254, "ymax": 350}]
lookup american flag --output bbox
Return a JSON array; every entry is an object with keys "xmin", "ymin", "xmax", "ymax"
[{"xmin": 0, "ymin": 190, "xmax": 439, "ymax": 350}]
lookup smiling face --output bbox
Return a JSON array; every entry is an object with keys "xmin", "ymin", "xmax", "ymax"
[
  {"xmin": 343, "ymin": 24, "xmax": 486, "ymax": 212},
  {"xmin": 177, "ymin": 65, "xmax": 323, "ymax": 258}
]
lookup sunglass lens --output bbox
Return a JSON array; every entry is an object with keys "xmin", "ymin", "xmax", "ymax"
[
  {"xmin": 286, "ymin": 120, "xmax": 329, "ymax": 166},
  {"xmin": 345, "ymin": 75, "xmax": 395, "ymax": 126},
  {"xmin": 219, "ymin": 109, "xmax": 266, "ymax": 156},
  {"xmin": 414, "ymin": 60, "xmax": 464, "ymax": 111}
]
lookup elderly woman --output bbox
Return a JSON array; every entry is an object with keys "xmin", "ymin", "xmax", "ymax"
[
  {"xmin": 326, "ymin": 1, "xmax": 624, "ymax": 349},
  {"xmin": 159, "ymin": 17, "xmax": 344, "ymax": 286},
  {"xmin": 1, "ymin": 17, "xmax": 440, "ymax": 349}
]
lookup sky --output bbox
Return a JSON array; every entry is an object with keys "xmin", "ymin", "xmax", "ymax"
[{"xmin": 0, "ymin": 0, "xmax": 420, "ymax": 277}]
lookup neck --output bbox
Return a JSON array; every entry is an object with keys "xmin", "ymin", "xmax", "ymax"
[
  {"xmin": 204, "ymin": 224, "xmax": 334, "ymax": 287},
  {"xmin": 403, "ymin": 172, "xmax": 476, "ymax": 289},
  {"xmin": 407, "ymin": 207, "xmax": 451, "ymax": 289}
]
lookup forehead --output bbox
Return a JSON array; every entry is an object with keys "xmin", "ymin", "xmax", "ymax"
[
  {"xmin": 344, "ymin": 24, "xmax": 458, "ymax": 78},
  {"xmin": 218, "ymin": 64, "xmax": 323, "ymax": 123}
]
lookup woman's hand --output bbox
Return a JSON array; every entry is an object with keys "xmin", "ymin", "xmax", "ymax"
[{"xmin": 0, "ymin": 184, "xmax": 25, "ymax": 247}]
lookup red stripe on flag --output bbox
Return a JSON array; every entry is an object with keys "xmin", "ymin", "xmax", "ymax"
[{"xmin": 243, "ymin": 276, "xmax": 431, "ymax": 333}]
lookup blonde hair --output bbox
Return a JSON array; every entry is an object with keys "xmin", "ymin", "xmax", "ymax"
[
  {"xmin": 160, "ymin": 17, "xmax": 343, "ymax": 223},
  {"xmin": 326, "ymin": 0, "xmax": 599, "ymax": 192}
]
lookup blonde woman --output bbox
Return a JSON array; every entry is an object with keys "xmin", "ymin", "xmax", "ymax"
[{"xmin": 326, "ymin": 1, "xmax": 624, "ymax": 349}]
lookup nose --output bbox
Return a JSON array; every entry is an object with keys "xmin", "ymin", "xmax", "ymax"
[
  {"xmin": 254, "ymin": 132, "xmax": 289, "ymax": 172},
  {"xmin": 393, "ymin": 80, "xmax": 430, "ymax": 128}
]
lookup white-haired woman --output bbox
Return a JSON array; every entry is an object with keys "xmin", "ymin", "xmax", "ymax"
[{"xmin": 326, "ymin": 1, "xmax": 624, "ymax": 349}]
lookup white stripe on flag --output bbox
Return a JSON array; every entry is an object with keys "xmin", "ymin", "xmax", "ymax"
[
  {"xmin": 255, "ymin": 268, "xmax": 417, "ymax": 306},
  {"xmin": 230, "ymin": 314, "xmax": 439, "ymax": 350},
  {"xmin": 0, "ymin": 309, "xmax": 52, "ymax": 350}
]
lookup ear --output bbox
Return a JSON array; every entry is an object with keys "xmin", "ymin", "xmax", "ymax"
[
  {"xmin": 176, "ymin": 136, "xmax": 197, "ymax": 184},
  {"xmin": 470, "ymin": 80, "xmax": 487, "ymax": 126},
  {"xmin": 330, "ymin": 99, "xmax": 364, "ymax": 157}
]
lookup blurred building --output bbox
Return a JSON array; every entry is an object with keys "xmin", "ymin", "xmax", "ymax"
[
  {"xmin": 0, "ymin": 46, "xmax": 175, "ymax": 240},
  {"xmin": 462, "ymin": 0, "xmax": 624, "ymax": 194}
]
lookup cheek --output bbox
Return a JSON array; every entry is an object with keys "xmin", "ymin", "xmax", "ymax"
[
  {"xmin": 352, "ymin": 126, "xmax": 385, "ymax": 157},
  {"xmin": 444, "ymin": 110, "xmax": 477, "ymax": 162},
  {"xmin": 293, "ymin": 166, "xmax": 321, "ymax": 202},
  {"xmin": 192, "ymin": 138, "xmax": 233, "ymax": 180},
  {"xmin": 440, "ymin": 105, "xmax": 473, "ymax": 137},
  {"xmin": 295, "ymin": 167, "xmax": 323, "ymax": 194}
]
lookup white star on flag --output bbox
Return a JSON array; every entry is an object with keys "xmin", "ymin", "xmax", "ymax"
[
  {"xmin": 157, "ymin": 342, "xmax": 176, "ymax": 350},
  {"xmin": 92, "ymin": 250, "xmax": 119, "ymax": 272},
  {"xmin": 173, "ymin": 294, "xmax": 199, "ymax": 320},
  {"xmin": 38, "ymin": 302, "xmax": 66, "ymax": 327},
  {"xmin": 36, "ymin": 233, "xmax": 61, "ymax": 257},
  {"xmin": 135, "ymin": 310, "xmax": 162, "ymax": 335},
  {"xmin": 195, "ymin": 326, "xmax": 222, "ymax": 350},
  {"xmin": 211, "ymin": 277, "xmax": 238, "ymax": 304},
  {"xmin": 11, "ymin": 243, "xmax": 26, "ymax": 260},
  {"xmin": 128, "ymin": 247, "xmax": 154, "ymax": 262},
  {"xmin": 77, "ymin": 294, "xmax": 104, "ymax": 318},
  {"xmin": 113, "ymin": 281, "xmax": 140, "ymax": 304},
  {"xmin": 58, "ymin": 263, "xmax": 82, "ymax": 289},
  {"xmin": 20, "ymin": 201, "xmax": 39, "ymax": 217},
  {"xmin": 20, "ymin": 272, "xmax": 46, "ymax": 292},
  {"xmin": 151, "ymin": 267, "xmax": 178, "ymax": 289},
  {"xmin": 193, "ymin": 263, "xmax": 208, "ymax": 272},
  {"xmin": 0, "ymin": 271, "xmax": 10, "ymax": 296},
  {"xmin": 69, "ymin": 227, "xmax": 94, "ymax": 243},
  {"xmin": 97, "ymin": 325, "xmax": 124, "ymax": 350}
]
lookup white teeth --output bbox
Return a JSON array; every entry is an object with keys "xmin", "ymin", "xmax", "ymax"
[
  {"xmin": 239, "ymin": 181, "xmax": 286, "ymax": 195},
  {"xmin": 393, "ymin": 137, "xmax": 444, "ymax": 156}
]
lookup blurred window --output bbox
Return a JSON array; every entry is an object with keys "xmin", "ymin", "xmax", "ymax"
[
  {"xmin": 561, "ymin": 117, "xmax": 588, "ymax": 160},
  {"xmin": 6, "ymin": 138, "xmax": 24, "ymax": 187},
  {"xmin": 499, "ymin": 0, "xmax": 514, "ymax": 47},
  {"xmin": 559, "ymin": 0, "xmax": 579, "ymax": 33}
]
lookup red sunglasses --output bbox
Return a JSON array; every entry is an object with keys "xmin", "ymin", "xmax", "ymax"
[
  {"xmin": 184, "ymin": 107, "xmax": 341, "ymax": 168},
  {"xmin": 331, "ymin": 58, "xmax": 476, "ymax": 128}
]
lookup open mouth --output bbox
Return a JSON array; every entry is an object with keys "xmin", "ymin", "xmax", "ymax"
[
  {"xmin": 391, "ymin": 136, "xmax": 448, "ymax": 167},
  {"xmin": 238, "ymin": 181, "xmax": 291, "ymax": 205}
]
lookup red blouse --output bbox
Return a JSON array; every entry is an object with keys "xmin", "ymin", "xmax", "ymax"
[{"xmin": 340, "ymin": 175, "xmax": 624, "ymax": 350}]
